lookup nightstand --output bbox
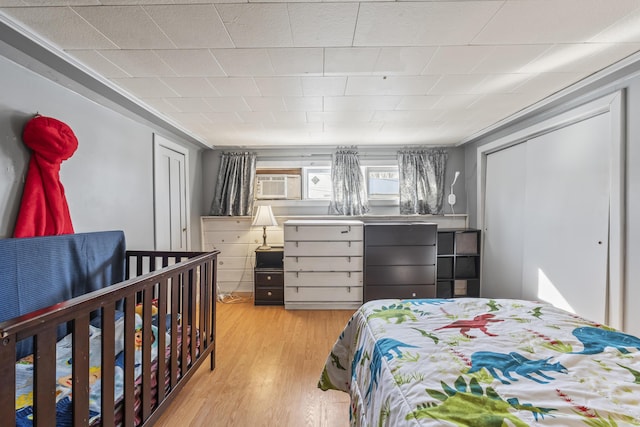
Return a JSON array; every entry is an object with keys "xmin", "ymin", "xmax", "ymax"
[{"xmin": 254, "ymin": 247, "xmax": 284, "ymax": 306}]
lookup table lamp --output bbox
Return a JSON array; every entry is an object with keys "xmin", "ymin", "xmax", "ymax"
[{"xmin": 252, "ymin": 205, "xmax": 278, "ymax": 250}]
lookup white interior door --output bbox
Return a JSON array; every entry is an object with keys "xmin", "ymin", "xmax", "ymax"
[
  {"xmin": 481, "ymin": 143, "xmax": 526, "ymax": 299},
  {"xmin": 521, "ymin": 114, "xmax": 610, "ymax": 323},
  {"xmin": 154, "ymin": 135, "xmax": 189, "ymax": 251}
]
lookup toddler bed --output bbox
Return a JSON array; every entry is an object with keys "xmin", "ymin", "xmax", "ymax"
[
  {"xmin": 319, "ymin": 298, "xmax": 640, "ymax": 426},
  {"xmin": 0, "ymin": 231, "xmax": 219, "ymax": 427}
]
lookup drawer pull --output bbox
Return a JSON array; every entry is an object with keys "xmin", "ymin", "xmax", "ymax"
[
  {"xmin": 412, "ymin": 292, "xmax": 417, "ymax": 297},
  {"xmin": 267, "ymin": 276, "xmax": 271, "ymax": 281},
  {"xmin": 267, "ymin": 291, "xmax": 272, "ymax": 296}
]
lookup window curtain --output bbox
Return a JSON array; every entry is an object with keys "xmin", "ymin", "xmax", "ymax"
[
  {"xmin": 329, "ymin": 147, "xmax": 369, "ymax": 216},
  {"xmin": 397, "ymin": 148, "xmax": 448, "ymax": 215},
  {"xmin": 210, "ymin": 151, "xmax": 256, "ymax": 216}
]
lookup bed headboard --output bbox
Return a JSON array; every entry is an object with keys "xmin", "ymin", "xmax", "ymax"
[{"xmin": 0, "ymin": 230, "xmax": 126, "ymax": 324}]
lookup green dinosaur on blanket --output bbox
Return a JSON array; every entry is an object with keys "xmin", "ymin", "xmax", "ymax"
[
  {"xmin": 368, "ymin": 303, "xmax": 417, "ymax": 324},
  {"xmin": 406, "ymin": 376, "xmax": 555, "ymax": 426}
]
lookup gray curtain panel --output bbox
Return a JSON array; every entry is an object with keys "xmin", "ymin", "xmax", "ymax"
[
  {"xmin": 397, "ymin": 148, "xmax": 448, "ymax": 215},
  {"xmin": 210, "ymin": 151, "xmax": 256, "ymax": 216},
  {"xmin": 329, "ymin": 147, "xmax": 369, "ymax": 216}
]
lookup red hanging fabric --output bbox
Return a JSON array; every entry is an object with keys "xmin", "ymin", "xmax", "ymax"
[{"xmin": 13, "ymin": 115, "xmax": 78, "ymax": 238}]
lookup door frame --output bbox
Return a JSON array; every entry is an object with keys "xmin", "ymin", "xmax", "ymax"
[
  {"xmin": 153, "ymin": 133, "xmax": 191, "ymax": 251},
  {"xmin": 476, "ymin": 91, "xmax": 625, "ymax": 329}
]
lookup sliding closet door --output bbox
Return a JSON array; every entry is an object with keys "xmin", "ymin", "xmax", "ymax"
[
  {"xmin": 521, "ymin": 113, "xmax": 610, "ymax": 323},
  {"xmin": 482, "ymin": 143, "xmax": 526, "ymax": 299}
]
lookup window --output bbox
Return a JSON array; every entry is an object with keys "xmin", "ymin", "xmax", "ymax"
[
  {"xmin": 366, "ymin": 166, "xmax": 399, "ymax": 199},
  {"xmin": 304, "ymin": 167, "xmax": 332, "ymax": 200}
]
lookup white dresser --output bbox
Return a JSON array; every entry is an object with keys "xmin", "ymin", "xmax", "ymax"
[{"xmin": 283, "ymin": 220, "xmax": 364, "ymax": 309}]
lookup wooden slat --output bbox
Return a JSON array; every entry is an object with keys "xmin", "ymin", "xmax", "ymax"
[
  {"xmin": 123, "ymin": 296, "xmax": 136, "ymax": 427},
  {"xmin": 141, "ymin": 287, "xmax": 153, "ymax": 421},
  {"xmin": 181, "ymin": 272, "xmax": 190, "ymax": 375},
  {"xmin": 34, "ymin": 328, "xmax": 57, "ymax": 427},
  {"xmin": 156, "ymin": 277, "xmax": 168, "ymax": 404},
  {"xmin": 0, "ymin": 335, "xmax": 16, "ymax": 427},
  {"xmin": 170, "ymin": 273, "xmax": 180, "ymax": 387},
  {"xmin": 210, "ymin": 258, "xmax": 217, "ymax": 370},
  {"xmin": 100, "ymin": 303, "xmax": 116, "ymax": 427},
  {"xmin": 72, "ymin": 315, "xmax": 90, "ymax": 426},
  {"xmin": 189, "ymin": 268, "xmax": 197, "ymax": 362}
]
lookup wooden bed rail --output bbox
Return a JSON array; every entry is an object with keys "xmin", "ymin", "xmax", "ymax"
[{"xmin": 0, "ymin": 250, "xmax": 219, "ymax": 427}]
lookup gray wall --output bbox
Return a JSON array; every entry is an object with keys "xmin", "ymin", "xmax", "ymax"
[
  {"xmin": 202, "ymin": 146, "xmax": 467, "ymax": 217},
  {"xmin": 464, "ymin": 62, "xmax": 640, "ymax": 335},
  {"xmin": 0, "ymin": 54, "xmax": 204, "ymax": 250}
]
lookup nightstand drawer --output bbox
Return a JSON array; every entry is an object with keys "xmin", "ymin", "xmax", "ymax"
[
  {"xmin": 255, "ymin": 270, "xmax": 283, "ymax": 286},
  {"xmin": 254, "ymin": 287, "xmax": 284, "ymax": 305}
]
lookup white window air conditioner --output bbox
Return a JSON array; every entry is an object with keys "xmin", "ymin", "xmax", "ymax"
[{"xmin": 255, "ymin": 175, "xmax": 301, "ymax": 200}]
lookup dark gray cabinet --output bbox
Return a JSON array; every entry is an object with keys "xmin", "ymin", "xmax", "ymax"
[
  {"xmin": 254, "ymin": 247, "xmax": 284, "ymax": 305},
  {"xmin": 363, "ymin": 222, "xmax": 437, "ymax": 301}
]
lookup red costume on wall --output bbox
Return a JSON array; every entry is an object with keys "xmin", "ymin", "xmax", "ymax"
[{"xmin": 13, "ymin": 115, "xmax": 78, "ymax": 238}]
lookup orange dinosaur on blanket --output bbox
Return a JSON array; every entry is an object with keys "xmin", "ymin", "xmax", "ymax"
[{"xmin": 436, "ymin": 313, "xmax": 503, "ymax": 338}]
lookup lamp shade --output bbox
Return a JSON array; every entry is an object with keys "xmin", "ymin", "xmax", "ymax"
[{"xmin": 252, "ymin": 205, "xmax": 278, "ymax": 227}]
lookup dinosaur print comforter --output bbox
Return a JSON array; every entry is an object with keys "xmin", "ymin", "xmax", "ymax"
[{"xmin": 319, "ymin": 298, "xmax": 640, "ymax": 426}]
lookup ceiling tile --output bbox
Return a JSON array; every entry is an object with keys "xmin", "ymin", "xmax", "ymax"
[
  {"xmin": 473, "ymin": 45, "xmax": 553, "ymax": 74},
  {"xmin": 216, "ymin": 3, "xmax": 293, "ymax": 48},
  {"xmin": 244, "ymin": 96, "xmax": 288, "ymax": 112},
  {"xmin": 110, "ymin": 77, "xmax": 178, "ymax": 98},
  {"xmin": 345, "ymin": 75, "xmax": 440, "ymax": 96},
  {"xmin": 254, "ymin": 77, "xmax": 303, "ymax": 96},
  {"xmin": 97, "ymin": 50, "xmax": 177, "ymax": 77},
  {"xmin": 202, "ymin": 112, "xmax": 243, "ymax": 124},
  {"xmin": 66, "ymin": 49, "xmax": 129, "ymax": 78},
  {"xmin": 272, "ymin": 111, "xmax": 308, "ymax": 123},
  {"xmin": 287, "ymin": 3, "xmax": 359, "ymax": 47},
  {"xmin": 0, "ymin": 6, "xmax": 118, "ymax": 49},
  {"xmin": 520, "ymin": 43, "xmax": 640, "ymax": 74},
  {"xmin": 238, "ymin": 111, "xmax": 276, "ymax": 123},
  {"xmin": 140, "ymin": 97, "xmax": 181, "ymax": 113},
  {"xmin": 144, "ymin": 4, "xmax": 233, "ymax": 48},
  {"xmin": 212, "ymin": 49, "xmax": 275, "ymax": 77},
  {"xmin": 324, "ymin": 48, "xmax": 380, "ymax": 75},
  {"xmin": 511, "ymin": 72, "xmax": 590, "ymax": 98},
  {"xmin": 372, "ymin": 110, "xmax": 437, "ymax": 124},
  {"xmin": 164, "ymin": 97, "xmax": 214, "ymax": 112},
  {"xmin": 153, "ymin": 49, "xmax": 226, "ymax": 77},
  {"xmin": 160, "ymin": 77, "xmax": 219, "ymax": 97},
  {"xmin": 283, "ymin": 96, "xmax": 323, "ymax": 112},
  {"xmin": 301, "ymin": 77, "xmax": 346, "ymax": 96},
  {"xmin": 428, "ymin": 74, "xmax": 491, "ymax": 95},
  {"xmin": 204, "ymin": 96, "xmax": 252, "ymax": 113},
  {"xmin": 395, "ymin": 95, "xmax": 441, "ymax": 111},
  {"xmin": 473, "ymin": 0, "xmax": 640, "ymax": 45},
  {"xmin": 432, "ymin": 94, "xmax": 482, "ymax": 111},
  {"xmin": 374, "ymin": 47, "xmax": 437, "ymax": 75},
  {"xmin": 353, "ymin": 2, "xmax": 503, "ymax": 46},
  {"xmin": 591, "ymin": 7, "xmax": 640, "ymax": 43},
  {"xmin": 72, "ymin": 5, "xmax": 174, "ymax": 49},
  {"xmin": 267, "ymin": 48, "xmax": 323, "ymax": 76},
  {"xmin": 207, "ymin": 77, "xmax": 261, "ymax": 96},
  {"xmin": 422, "ymin": 46, "xmax": 496, "ymax": 75},
  {"xmin": 307, "ymin": 111, "xmax": 374, "ymax": 123},
  {"xmin": 324, "ymin": 96, "xmax": 401, "ymax": 112}
]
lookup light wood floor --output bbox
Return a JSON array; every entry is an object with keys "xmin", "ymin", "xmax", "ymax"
[{"xmin": 154, "ymin": 300, "xmax": 354, "ymax": 427}]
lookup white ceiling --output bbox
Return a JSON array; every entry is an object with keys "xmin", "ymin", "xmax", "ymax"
[{"xmin": 1, "ymin": 0, "xmax": 640, "ymax": 149}]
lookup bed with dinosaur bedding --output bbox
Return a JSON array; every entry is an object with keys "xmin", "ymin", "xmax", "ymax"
[
  {"xmin": 319, "ymin": 298, "xmax": 640, "ymax": 426},
  {"xmin": 0, "ymin": 231, "xmax": 219, "ymax": 427}
]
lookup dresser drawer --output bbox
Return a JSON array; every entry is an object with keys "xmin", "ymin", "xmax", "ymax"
[
  {"xmin": 284, "ymin": 256, "xmax": 362, "ymax": 272},
  {"xmin": 284, "ymin": 241, "xmax": 363, "ymax": 257},
  {"xmin": 365, "ymin": 265, "xmax": 436, "ymax": 286},
  {"xmin": 365, "ymin": 245, "xmax": 437, "ymax": 266},
  {"xmin": 255, "ymin": 269, "xmax": 283, "ymax": 287},
  {"xmin": 364, "ymin": 223, "xmax": 436, "ymax": 245},
  {"xmin": 285, "ymin": 286, "xmax": 363, "ymax": 302},
  {"xmin": 285, "ymin": 271, "xmax": 363, "ymax": 287},
  {"xmin": 284, "ymin": 223, "xmax": 363, "ymax": 242},
  {"xmin": 365, "ymin": 284, "xmax": 436, "ymax": 301}
]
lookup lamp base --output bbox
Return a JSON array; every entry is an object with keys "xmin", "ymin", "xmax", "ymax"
[{"xmin": 256, "ymin": 244, "xmax": 272, "ymax": 250}]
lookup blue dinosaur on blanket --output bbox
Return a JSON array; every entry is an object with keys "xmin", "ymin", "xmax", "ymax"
[
  {"xmin": 366, "ymin": 338, "xmax": 417, "ymax": 401},
  {"xmin": 468, "ymin": 351, "xmax": 568, "ymax": 384},
  {"xmin": 572, "ymin": 327, "xmax": 640, "ymax": 355}
]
